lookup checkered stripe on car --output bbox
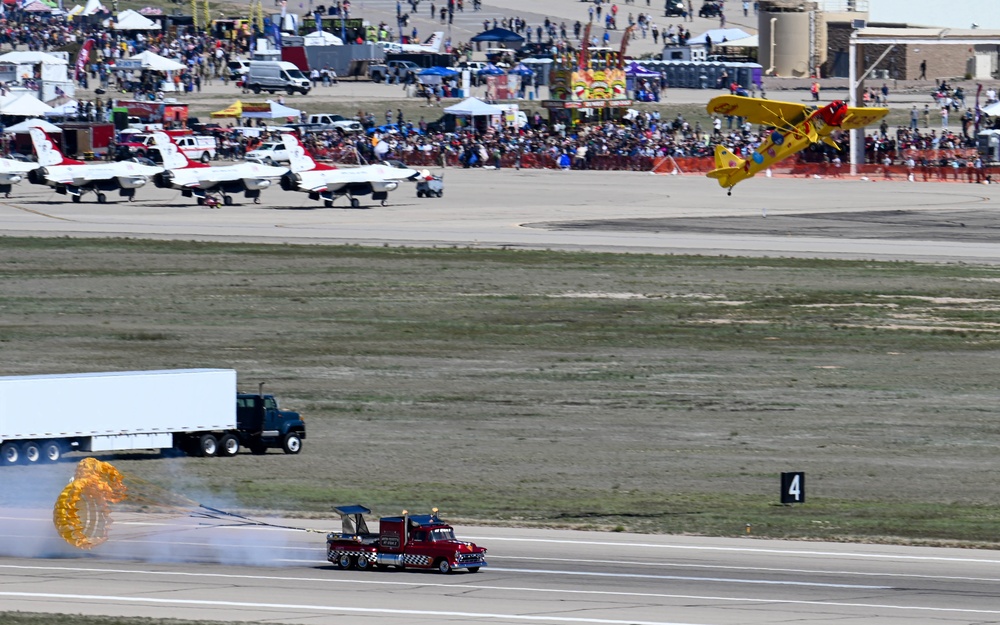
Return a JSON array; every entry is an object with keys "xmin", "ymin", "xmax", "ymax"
[
  {"xmin": 401, "ymin": 554, "xmax": 432, "ymax": 567},
  {"xmin": 329, "ymin": 549, "xmax": 369, "ymax": 560}
]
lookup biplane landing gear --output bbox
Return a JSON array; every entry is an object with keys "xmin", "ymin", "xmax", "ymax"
[{"xmin": 727, "ymin": 188, "xmax": 732, "ymax": 196}]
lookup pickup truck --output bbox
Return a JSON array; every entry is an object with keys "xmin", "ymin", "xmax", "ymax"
[
  {"xmin": 244, "ymin": 141, "xmax": 290, "ymax": 165},
  {"xmin": 305, "ymin": 113, "xmax": 365, "ymax": 134},
  {"xmin": 369, "ymin": 60, "xmax": 422, "ymax": 83},
  {"xmin": 119, "ymin": 134, "xmax": 217, "ymax": 164}
]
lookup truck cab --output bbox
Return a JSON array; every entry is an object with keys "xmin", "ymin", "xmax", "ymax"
[
  {"xmin": 236, "ymin": 393, "xmax": 306, "ymax": 454},
  {"xmin": 327, "ymin": 506, "xmax": 487, "ymax": 573}
]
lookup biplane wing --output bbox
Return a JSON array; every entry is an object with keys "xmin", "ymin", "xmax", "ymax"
[
  {"xmin": 838, "ymin": 107, "xmax": 890, "ymax": 130},
  {"xmin": 706, "ymin": 96, "xmax": 811, "ymax": 127}
]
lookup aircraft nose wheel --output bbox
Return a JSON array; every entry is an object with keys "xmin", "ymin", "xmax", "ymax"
[
  {"xmin": 349, "ymin": 198, "xmax": 360, "ymax": 208},
  {"xmin": 253, "ymin": 197, "xmax": 261, "ymax": 204},
  {"xmin": 380, "ymin": 200, "xmax": 387, "ymax": 206}
]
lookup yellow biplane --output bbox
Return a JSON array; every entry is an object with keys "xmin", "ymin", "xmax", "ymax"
[{"xmin": 705, "ymin": 96, "xmax": 889, "ymax": 194}]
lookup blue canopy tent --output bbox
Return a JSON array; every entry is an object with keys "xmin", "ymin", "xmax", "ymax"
[
  {"xmin": 477, "ymin": 64, "xmax": 506, "ymax": 76},
  {"xmin": 420, "ymin": 66, "xmax": 459, "ymax": 77},
  {"xmin": 508, "ymin": 63, "xmax": 535, "ymax": 76},
  {"xmin": 470, "ymin": 27, "xmax": 524, "ymax": 44}
]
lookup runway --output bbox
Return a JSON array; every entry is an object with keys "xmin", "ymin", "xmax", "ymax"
[
  {"xmin": 1, "ymin": 509, "xmax": 999, "ymax": 625},
  {"xmin": 2, "ymin": 168, "xmax": 999, "ymax": 263}
]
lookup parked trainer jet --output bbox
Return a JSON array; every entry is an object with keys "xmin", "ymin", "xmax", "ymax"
[
  {"xmin": 150, "ymin": 132, "xmax": 287, "ymax": 205},
  {"xmin": 27, "ymin": 127, "xmax": 162, "ymax": 203}
]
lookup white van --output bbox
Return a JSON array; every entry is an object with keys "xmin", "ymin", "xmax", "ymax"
[{"xmin": 244, "ymin": 61, "xmax": 311, "ymax": 95}]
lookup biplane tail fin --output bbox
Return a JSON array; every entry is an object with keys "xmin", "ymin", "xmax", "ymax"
[{"xmin": 706, "ymin": 144, "xmax": 744, "ymax": 187}]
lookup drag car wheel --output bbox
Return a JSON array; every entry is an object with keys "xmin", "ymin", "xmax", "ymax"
[
  {"xmin": 355, "ymin": 557, "xmax": 371, "ymax": 571},
  {"xmin": 336, "ymin": 554, "xmax": 355, "ymax": 570},
  {"xmin": 436, "ymin": 191, "xmax": 443, "ymax": 198},
  {"xmin": 436, "ymin": 559, "xmax": 452, "ymax": 574}
]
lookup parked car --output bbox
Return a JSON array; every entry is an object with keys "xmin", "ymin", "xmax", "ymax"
[
  {"xmin": 699, "ymin": 1, "xmax": 723, "ymax": 17},
  {"xmin": 244, "ymin": 142, "xmax": 291, "ymax": 165},
  {"xmin": 665, "ymin": 0, "xmax": 686, "ymax": 16}
]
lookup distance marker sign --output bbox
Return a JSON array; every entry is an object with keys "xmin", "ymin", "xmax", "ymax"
[{"xmin": 781, "ymin": 472, "xmax": 805, "ymax": 504}]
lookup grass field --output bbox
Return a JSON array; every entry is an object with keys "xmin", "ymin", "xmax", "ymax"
[{"xmin": 2, "ymin": 237, "xmax": 1000, "ymax": 547}]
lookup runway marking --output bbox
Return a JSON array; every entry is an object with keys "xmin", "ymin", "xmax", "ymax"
[
  {"xmin": 465, "ymin": 535, "xmax": 1000, "ymax": 564},
  {"xmin": 0, "ymin": 592, "xmax": 707, "ymax": 625},
  {"xmin": 2, "ymin": 203, "xmax": 74, "ymax": 221},
  {"xmin": 485, "ymin": 567, "xmax": 888, "ymax": 589},
  {"xmin": 484, "ymin": 555, "xmax": 1000, "ymax": 584}
]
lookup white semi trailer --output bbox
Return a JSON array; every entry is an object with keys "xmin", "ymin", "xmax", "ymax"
[{"xmin": 0, "ymin": 369, "xmax": 306, "ymax": 466}]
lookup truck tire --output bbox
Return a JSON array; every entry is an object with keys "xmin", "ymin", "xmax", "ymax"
[
  {"xmin": 1, "ymin": 441, "xmax": 20, "ymax": 465},
  {"xmin": 218, "ymin": 434, "xmax": 240, "ymax": 457},
  {"xmin": 249, "ymin": 441, "xmax": 268, "ymax": 455},
  {"xmin": 355, "ymin": 557, "xmax": 371, "ymax": 571},
  {"xmin": 281, "ymin": 432, "xmax": 302, "ymax": 454},
  {"xmin": 336, "ymin": 553, "xmax": 355, "ymax": 570},
  {"xmin": 197, "ymin": 434, "xmax": 218, "ymax": 457},
  {"xmin": 21, "ymin": 441, "xmax": 41, "ymax": 464},
  {"xmin": 41, "ymin": 440, "xmax": 63, "ymax": 463},
  {"xmin": 200, "ymin": 152, "xmax": 211, "ymax": 164},
  {"xmin": 436, "ymin": 559, "xmax": 452, "ymax": 574}
]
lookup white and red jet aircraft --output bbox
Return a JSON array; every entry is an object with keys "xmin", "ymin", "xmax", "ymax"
[
  {"xmin": 150, "ymin": 132, "xmax": 287, "ymax": 205},
  {"xmin": 278, "ymin": 133, "xmax": 418, "ymax": 208},
  {"xmin": 27, "ymin": 127, "xmax": 162, "ymax": 203},
  {"xmin": 0, "ymin": 156, "xmax": 37, "ymax": 197}
]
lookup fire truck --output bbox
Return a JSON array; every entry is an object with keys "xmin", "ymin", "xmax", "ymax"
[{"xmin": 326, "ymin": 505, "xmax": 487, "ymax": 574}]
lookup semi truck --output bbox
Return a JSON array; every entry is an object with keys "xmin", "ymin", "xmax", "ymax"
[
  {"xmin": 326, "ymin": 505, "xmax": 488, "ymax": 574},
  {"xmin": 0, "ymin": 369, "xmax": 306, "ymax": 466}
]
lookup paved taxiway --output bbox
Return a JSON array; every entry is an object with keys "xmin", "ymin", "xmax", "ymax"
[
  {"xmin": 1, "ymin": 510, "xmax": 999, "ymax": 625},
  {"xmin": 2, "ymin": 169, "xmax": 999, "ymax": 263}
]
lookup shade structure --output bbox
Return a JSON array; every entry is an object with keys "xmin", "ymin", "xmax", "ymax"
[
  {"xmin": 240, "ymin": 100, "xmax": 302, "ymax": 119},
  {"xmin": 303, "ymin": 30, "xmax": 343, "ymax": 45},
  {"xmin": 508, "ymin": 63, "xmax": 535, "ymax": 76},
  {"xmin": 477, "ymin": 64, "xmax": 505, "ymax": 76},
  {"xmin": 444, "ymin": 96, "xmax": 505, "ymax": 117},
  {"xmin": 419, "ymin": 66, "xmax": 459, "ymax": 77},
  {"xmin": 470, "ymin": 27, "xmax": 524, "ymax": 44},
  {"xmin": 625, "ymin": 61, "xmax": 658, "ymax": 78},
  {"xmin": 0, "ymin": 50, "xmax": 68, "ymax": 65},
  {"xmin": 714, "ymin": 35, "xmax": 759, "ymax": 48},
  {"xmin": 211, "ymin": 100, "xmax": 244, "ymax": 118},
  {"xmin": 44, "ymin": 100, "xmax": 79, "ymax": 117},
  {"xmin": 126, "ymin": 50, "xmax": 185, "ymax": 71},
  {"xmin": 0, "ymin": 93, "xmax": 55, "ymax": 116},
  {"xmin": 113, "ymin": 9, "xmax": 160, "ymax": 30},
  {"xmin": 982, "ymin": 101, "xmax": 1000, "ymax": 116},
  {"xmin": 5, "ymin": 117, "xmax": 62, "ymax": 132},
  {"xmin": 22, "ymin": 1, "xmax": 53, "ymax": 12},
  {"xmin": 687, "ymin": 28, "xmax": 752, "ymax": 45}
]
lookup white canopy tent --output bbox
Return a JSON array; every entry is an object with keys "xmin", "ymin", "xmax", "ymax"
[
  {"xmin": 240, "ymin": 100, "xmax": 302, "ymax": 119},
  {"xmin": 126, "ymin": 50, "xmax": 186, "ymax": 72},
  {"xmin": 0, "ymin": 51, "xmax": 68, "ymax": 65},
  {"xmin": 44, "ymin": 100, "xmax": 80, "ymax": 117},
  {"xmin": 714, "ymin": 35, "xmax": 759, "ymax": 49},
  {"xmin": 5, "ymin": 117, "xmax": 62, "ymax": 132},
  {"xmin": 303, "ymin": 30, "xmax": 343, "ymax": 46},
  {"xmin": 0, "ymin": 93, "xmax": 55, "ymax": 117},
  {"xmin": 444, "ymin": 96, "xmax": 505, "ymax": 117},
  {"xmin": 112, "ymin": 9, "xmax": 160, "ymax": 31}
]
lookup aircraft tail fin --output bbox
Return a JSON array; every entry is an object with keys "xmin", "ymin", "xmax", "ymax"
[
  {"xmin": 706, "ymin": 144, "xmax": 744, "ymax": 187},
  {"xmin": 426, "ymin": 32, "xmax": 443, "ymax": 52},
  {"xmin": 29, "ymin": 127, "xmax": 84, "ymax": 166},
  {"xmin": 282, "ymin": 133, "xmax": 321, "ymax": 173},
  {"xmin": 152, "ymin": 132, "xmax": 201, "ymax": 170}
]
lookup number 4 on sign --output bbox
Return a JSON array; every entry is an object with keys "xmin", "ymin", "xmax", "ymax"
[{"xmin": 780, "ymin": 472, "xmax": 805, "ymax": 504}]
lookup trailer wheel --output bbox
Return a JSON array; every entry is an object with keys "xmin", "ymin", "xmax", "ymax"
[
  {"xmin": 281, "ymin": 432, "xmax": 302, "ymax": 454},
  {"xmin": 197, "ymin": 434, "xmax": 218, "ymax": 457},
  {"xmin": 355, "ymin": 557, "xmax": 371, "ymax": 571},
  {"xmin": 336, "ymin": 553, "xmax": 355, "ymax": 570},
  {"xmin": 41, "ymin": 440, "xmax": 63, "ymax": 463},
  {"xmin": 1, "ymin": 442, "xmax": 20, "ymax": 465},
  {"xmin": 436, "ymin": 559, "xmax": 452, "ymax": 574},
  {"xmin": 21, "ymin": 441, "xmax": 41, "ymax": 464},
  {"xmin": 218, "ymin": 434, "xmax": 240, "ymax": 457}
]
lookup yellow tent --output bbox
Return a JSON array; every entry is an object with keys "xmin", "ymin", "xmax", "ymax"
[{"xmin": 211, "ymin": 100, "xmax": 243, "ymax": 118}]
